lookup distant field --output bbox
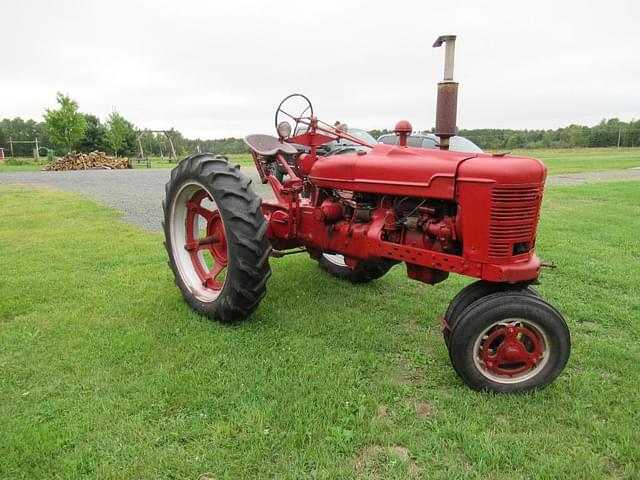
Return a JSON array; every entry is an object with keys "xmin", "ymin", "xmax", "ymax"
[
  {"xmin": 0, "ymin": 161, "xmax": 46, "ymax": 172},
  {"xmin": 130, "ymin": 153, "xmax": 253, "ymax": 169},
  {"xmin": 0, "ymin": 154, "xmax": 254, "ymax": 172},
  {"xmin": 508, "ymin": 148, "xmax": 640, "ymax": 175},
  {"xmin": 2, "ymin": 149, "xmax": 639, "ymax": 175}
]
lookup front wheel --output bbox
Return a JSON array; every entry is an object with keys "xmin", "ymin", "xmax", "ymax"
[
  {"xmin": 448, "ymin": 291, "xmax": 570, "ymax": 393},
  {"xmin": 163, "ymin": 154, "xmax": 272, "ymax": 323},
  {"xmin": 318, "ymin": 253, "xmax": 394, "ymax": 283},
  {"xmin": 443, "ymin": 280, "xmax": 538, "ymax": 348}
]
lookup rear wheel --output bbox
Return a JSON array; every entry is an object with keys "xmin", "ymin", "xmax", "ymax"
[
  {"xmin": 318, "ymin": 253, "xmax": 394, "ymax": 283},
  {"xmin": 163, "ymin": 153, "xmax": 271, "ymax": 323},
  {"xmin": 448, "ymin": 291, "xmax": 570, "ymax": 393},
  {"xmin": 443, "ymin": 280, "xmax": 538, "ymax": 348}
]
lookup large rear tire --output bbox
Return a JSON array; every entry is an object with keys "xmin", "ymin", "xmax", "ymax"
[
  {"xmin": 163, "ymin": 153, "xmax": 271, "ymax": 323},
  {"xmin": 318, "ymin": 253, "xmax": 394, "ymax": 283}
]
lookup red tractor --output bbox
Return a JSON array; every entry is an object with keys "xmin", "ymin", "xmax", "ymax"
[{"xmin": 163, "ymin": 36, "xmax": 570, "ymax": 393}]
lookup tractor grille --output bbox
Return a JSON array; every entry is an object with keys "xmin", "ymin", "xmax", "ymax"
[{"xmin": 489, "ymin": 185, "xmax": 542, "ymax": 258}]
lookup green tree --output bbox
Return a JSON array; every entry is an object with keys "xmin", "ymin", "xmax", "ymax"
[
  {"xmin": 75, "ymin": 114, "xmax": 108, "ymax": 153},
  {"xmin": 43, "ymin": 93, "xmax": 87, "ymax": 153},
  {"xmin": 105, "ymin": 111, "xmax": 136, "ymax": 157},
  {"xmin": 506, "ymin": 132, "xmax": 526, "ymax": 149},
  {"xmin": 368, "ymin": 128, "xmax": 391, "ymax": 140}
]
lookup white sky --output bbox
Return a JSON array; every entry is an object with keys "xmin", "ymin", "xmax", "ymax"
[{"xmin": 2, "ymin": 0, "xmax": 639, "ymax": 138}]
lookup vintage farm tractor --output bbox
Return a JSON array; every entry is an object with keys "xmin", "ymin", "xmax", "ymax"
[{"xmin": 163, "ymin": 36, "xmax": 570, "ymax": 392}]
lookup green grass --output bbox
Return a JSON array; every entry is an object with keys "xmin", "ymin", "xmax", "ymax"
[
  {"xmin": 104, "ymin": 147, "xmax": 640, "ymax": 176},
  {"xmin": 508, "ymin": 148, "xmax": 640, "ymax": 175},
  {"xmin": 0, "ymin": 154, "xmax": 254, "ymax": 172},
  {"xmin": 0, "ymin": 159, "xmax": 47, "ymax": 172},
  {"xmin": 3, "ymin": 149, "xmax": 640, "ymax": 176},
  {"xmin": 130, "ymin": 154, "xmax": 254, "ymax": 170},
  {"xmin": 1, "ymin": 182, "xmax": 639, "ymax": 479}
]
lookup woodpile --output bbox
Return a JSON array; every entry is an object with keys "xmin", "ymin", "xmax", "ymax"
[{"xmin": 46, "ymin": 151, "xmax": 131, "ymax": 171}]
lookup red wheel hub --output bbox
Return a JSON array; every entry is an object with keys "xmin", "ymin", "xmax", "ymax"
[
  {"xmin": 183, "ymin": 190, "xmax": 228, "ymax": 292},
  {"xmin": 481, "ymin": 324, "xmax": 543, "ymax": 377}
]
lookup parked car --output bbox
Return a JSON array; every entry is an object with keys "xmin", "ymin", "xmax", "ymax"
[{"xmin": 377, "ymin": 132, "xmax": 483, "ymax": 153}]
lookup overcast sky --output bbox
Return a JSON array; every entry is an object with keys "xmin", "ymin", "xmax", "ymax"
[{"xmin": 2, "ymin": 0, "xmax": 639, "ymax": 138}]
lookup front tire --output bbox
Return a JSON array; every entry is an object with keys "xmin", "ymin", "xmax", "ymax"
[
  {"xmin": 443, "ymin": 280, "xmax": 538, "ymax": 348},
  {"xmin": 163, "ymin": 154, "xmax": 272, "ymax": 323},
  {"xmin": 448, "ymin": 291, "xmax": 570, "ymax": 393},
  {"xmin": 318, "ymin": 253, "xmax": 394, "ymax": 283}
]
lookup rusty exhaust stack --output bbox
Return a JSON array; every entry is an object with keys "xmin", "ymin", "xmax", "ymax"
[{"xmin": 433, "ymin": 35, "xmax": 458, "ymax": 150}]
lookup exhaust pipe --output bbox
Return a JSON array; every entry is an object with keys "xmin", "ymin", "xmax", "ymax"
[{"xmin": 433, "ymin": 35, "xmax": 458, "ymax": 150}]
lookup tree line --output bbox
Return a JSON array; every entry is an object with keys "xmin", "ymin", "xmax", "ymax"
[
  {"xmin": 374, "ymin": 119, "xmax": 640, "ymax": 150},
  {"xmin": 1, "ymin": 93, "xmax": 637, "ymax": 158},
  {"xmin": 457, "ymin": 119, "xmax": 640, "ymax": 150},
  {"xmin": 0, "ymin": 93, "xmax": 249, "ymax": 158}
]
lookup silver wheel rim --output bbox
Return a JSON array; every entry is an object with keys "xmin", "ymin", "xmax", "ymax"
[
  {"xmin": 472, "ymin": 317, "xmax": 551, "ymax": 384},
  {"xmin": 322, "ymin": 253, "xmax": 348, "ymax": 268},
  {"xmin": 170, "ymin": 181, "xmax": 225, "ymax": 303}
]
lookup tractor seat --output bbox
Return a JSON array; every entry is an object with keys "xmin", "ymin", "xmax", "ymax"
[{"xmin": 244, "ymin": 134, "xmax": 298, "ymax": 156}]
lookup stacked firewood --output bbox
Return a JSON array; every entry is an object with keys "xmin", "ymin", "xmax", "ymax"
[{"xmin": 46, "ymin": 151, "xmax": 131, "ymax": 171}]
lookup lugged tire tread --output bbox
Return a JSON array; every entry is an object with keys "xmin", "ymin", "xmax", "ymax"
[{"xmin": 163, "ymin": 153, "xmax": 271, "ymax": 323}]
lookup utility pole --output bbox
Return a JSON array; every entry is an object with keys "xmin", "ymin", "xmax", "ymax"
[
  {"xmin": 9, "ymin": 136, "xmax": 14, "ymax": 157},
  {"xmin": 617, "ymin": 126, "xmax": 622, "ymax": 148},
  {"xmin": 35, "ymin": 137, "xmax": 40, "ymax": 160}
]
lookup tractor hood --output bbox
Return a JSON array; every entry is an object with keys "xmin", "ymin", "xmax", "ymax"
[
  {"xmin": 308, "ymin": 144, "xmax": 474, "ymax": 199},
  {"xmin": 308, "ymin": 144, "xmax": 547, "ymax": 199}
]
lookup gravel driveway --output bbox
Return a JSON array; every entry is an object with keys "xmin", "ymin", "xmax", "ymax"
[
  {"xmin": 1, "ymin": 166, "xmax": 638, "ymax": 232},
  {"xmin": 0, "ymin": 168, "xmax": 270, "ymax": 232},
  {"xmin": 545, "ymin": 167, "xmax": 640, "ymax": 185}
]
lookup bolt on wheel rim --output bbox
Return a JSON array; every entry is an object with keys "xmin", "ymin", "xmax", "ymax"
[
  {"xmin": 472, "ymin": 318, "xmax": 551, "ymax": 384},
  {"xmin": 170, "ymin": 182, "xmax": 228, "ymax": 302}
]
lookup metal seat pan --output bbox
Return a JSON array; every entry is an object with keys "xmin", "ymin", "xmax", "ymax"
[{"xmin": 244, "ymin": 134, "xmax": 298, "ymax": 156}]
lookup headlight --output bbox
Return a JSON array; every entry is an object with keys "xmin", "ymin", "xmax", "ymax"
[{"xmin": 277, "ymin": 121, "xmax": 292, "ymax": 139}]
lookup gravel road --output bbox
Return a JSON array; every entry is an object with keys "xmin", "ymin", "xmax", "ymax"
[
  {"xmin": 0, "ymin": 168, "xmax": 270, "ymax": 232},
  {"xmin": 545, "ymin": 167, "xmax": 640, "ymax": 185},
  {"xmin": 1, "ymin": 166, "xmax": 638, "ymax": 232}
]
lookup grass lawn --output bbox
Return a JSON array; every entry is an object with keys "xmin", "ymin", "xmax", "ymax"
[
  {"xmin": 0, "ymin": 161, "xmax": 48, "ymax": 173},
  {"xmin": 130, "ymin": 154, "xmax": 254, "ymax": 170},
  {"xmin": 508, "ymin": 148, "xmax": 640, "ymax": 175},
  {"xmin": 0, "ymin": 154, "xmax": 254, "ymax": 173},
  {"xmin": 1, "ymin": 181, "xmax": 639, "ymax": 479},
  {"xmin": 3, "ymin": 149, "xmax": 640, "ymax": 176}
]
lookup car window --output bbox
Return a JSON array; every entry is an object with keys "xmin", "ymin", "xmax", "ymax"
[
  {"xmin": 378, "ymin": 134, "xmax": 483, "ymax": 153},
  {"xmin": 407, "ymin": 136, "xmax": 423, "ymax": 147},
  {"xmin": 378, "ymin": 135, "xmax": 430, "ymax": 148},
  {"xmin": 378, "ymin": 135, "xmax": 398, "ymax": 145},
  {"xmin": 448, "ymin": 136, "xmax": 483, "ymax": 153},
  {"xmin": 346, "ymin": 128, "xmax": 377, "ymax": 145},
  {"xmin": 421, "ymin": 137, "xmax": 439, "ymax": 149}
]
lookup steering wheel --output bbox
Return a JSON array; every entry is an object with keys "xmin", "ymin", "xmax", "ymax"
[{"xmin": 274, "ymin": 93, "xmax": 314, "ymax": 136}]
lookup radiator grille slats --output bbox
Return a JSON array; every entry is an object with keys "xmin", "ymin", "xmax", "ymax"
[{"xmin": 489, "ymin": 185, "xmax": 542, "ymax": 258}]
